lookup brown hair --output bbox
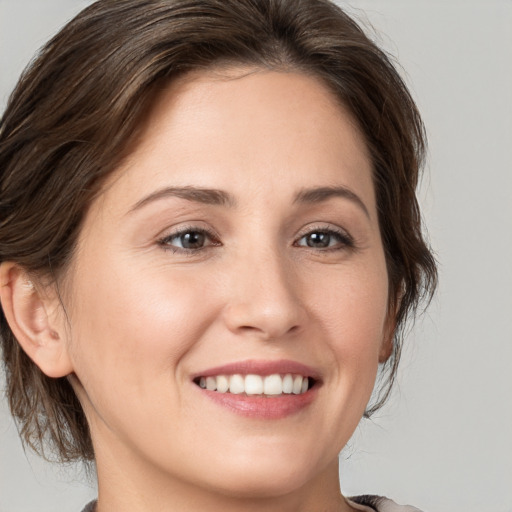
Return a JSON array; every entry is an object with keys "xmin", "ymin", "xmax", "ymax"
[{"xmin": 0, "ymin": 0, "xmax": 437, "ymax": 462}]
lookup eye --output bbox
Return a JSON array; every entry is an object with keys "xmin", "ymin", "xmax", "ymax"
[
  {"xmin": 158, "ymin": 227, "xmax": 219, "ymax": 252},
  {"xmin": 296, "ymin": 228, "xmax": 353, "ymax": 250}
]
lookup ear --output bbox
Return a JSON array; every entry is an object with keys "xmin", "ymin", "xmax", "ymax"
[
  {"xmin": 379, "ymin": 294, "xmax": 400, "ymax": 363},
  {"xmin": 0, "ymin": 262, "xmax": 73, "ymax": 378},
  {"xmin": 378, "ymin": 326, "xmax": 394, "ymax": 363}
]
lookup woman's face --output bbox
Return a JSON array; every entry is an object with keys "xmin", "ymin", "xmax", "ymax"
[{"xmin": 63, "ymin": 69, "xmax": 391, "ymax": 498}]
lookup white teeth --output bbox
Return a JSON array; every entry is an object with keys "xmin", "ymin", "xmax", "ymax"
[
  {"xmin": 245, "ymin": 374, "xmax": 264, "ymax": 395},
  {"xmin": 282, "ymin": 374, "xmax": 294, "ymax": 394},
  {"xmin": 216, "ymin": 375, "xmax": 229, "ymax": 393},
  {"xmin": 264, "ymin": 374, "xmax": 283, "ymax": 395},
  {"xmin": 229, "ymin": 374, "xmax": 245, "ymax": 394},
  {"xmin": 206, "ymin": 376, "xmax": 217, "ymax": 391},
  {"xmin": 292, "ymin": 375, "xmax": 303, "ymax": 395},
  {"xmin": 197, "ymin": 373, "xmax": 312, "ymax": 396}
]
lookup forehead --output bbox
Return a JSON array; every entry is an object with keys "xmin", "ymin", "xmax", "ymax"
[{"xmin": 95, "ymin": 67, "xmax": 375, "ymax": 216}]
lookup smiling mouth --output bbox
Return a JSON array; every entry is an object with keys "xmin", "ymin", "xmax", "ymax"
[{"xmin": 193, "ymin": 373, "xmax": 315, "ymax": 397}]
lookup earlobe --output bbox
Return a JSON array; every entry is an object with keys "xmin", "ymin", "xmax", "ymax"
[
  {"xmin": 379, "ymin": 330, "xmax": 394, "ymax": 363},
  {"xmin": 379, "ymin": 296, "xmax": 400, "ymax": 363},
  {"xmin": 0, "ymin": 262, "xmax": 73, "ymax": 378}
]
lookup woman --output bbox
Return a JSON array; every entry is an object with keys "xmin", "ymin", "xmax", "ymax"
[{"xmin": 0, "ymin": 0, "xmax": 437, "ymax": 511}]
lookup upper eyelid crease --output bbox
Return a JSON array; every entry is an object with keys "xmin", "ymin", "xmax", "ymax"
[
  {"xmin": 296, "ymin": 228, "xmax": 354, "ymax": 245},
  {"xmin": 159, "ymin": 226, "xmax": 218, "ymax": 242}
]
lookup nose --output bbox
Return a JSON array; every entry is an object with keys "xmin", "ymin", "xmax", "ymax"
[{"xmin": 221, "ymin": 250, "xmax": 306, "ymax": 341}]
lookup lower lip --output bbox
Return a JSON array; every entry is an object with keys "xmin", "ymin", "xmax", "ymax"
[{"xmin": 197, "ymin": 386, "xmax": 318, "ymax": 419}]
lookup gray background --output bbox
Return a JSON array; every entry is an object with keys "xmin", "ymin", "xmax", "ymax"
[{"xmin": 1, "ymin": 1, "xmax": 511, "ymax": 511}]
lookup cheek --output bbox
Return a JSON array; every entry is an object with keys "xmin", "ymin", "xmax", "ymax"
[
  {"xmin": 66, "ymin": 256, "xmax": 220, "ymax": 390},
  {"xmin": 315, "ymin": 262, "xmax": 389, "ymax": 344},
  {"xmin": 308, "ymin": 259, "xmax": 389, "ymax": 392}
]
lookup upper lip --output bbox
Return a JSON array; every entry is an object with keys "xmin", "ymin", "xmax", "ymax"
[{"xmin": 191, "ymin": 359, "xmax": 321, "ymax": 381}]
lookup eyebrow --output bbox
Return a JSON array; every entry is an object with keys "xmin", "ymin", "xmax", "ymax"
[
  {"xmin": 293, "ymin": 186, "xmax": 370, "ymax": 218},
  {"xmin": 128, "ymin": 184, "xmax": 369, "ymax": 217},
  {"xmin": 129, "ymin": 186, "xmax": 236, "ymax": 213}
]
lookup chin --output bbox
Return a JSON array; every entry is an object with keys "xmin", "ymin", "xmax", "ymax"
[
  {"xmin": 197, "ymin": 443, "xmax": 324, "ymax": 499},
  {"xmin": 210, "ymin": 468, "xmax": 313, "ymax": 500}
]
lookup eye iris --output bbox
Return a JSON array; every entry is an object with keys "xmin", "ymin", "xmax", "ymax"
[
  {"xmin": 307, "ymin": 232, "xmax": 330, "ymax": 248},
  {"xmin": 181, "ymin": 231, "xmax": 205, "ymax": 249}
]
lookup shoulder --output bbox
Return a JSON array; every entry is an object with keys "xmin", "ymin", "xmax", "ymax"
[
  {"xmin": 349, "ymin": 495, "xmax": 424, "ymax": 512},
  {"xmin": 81, "ymin": 501, "xmax": 97, "ymax": 512}
]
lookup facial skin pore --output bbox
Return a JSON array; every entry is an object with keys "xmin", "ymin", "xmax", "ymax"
[{"xmin": 42, "ymin": 69, "xmax": 391, "ymax": 511}]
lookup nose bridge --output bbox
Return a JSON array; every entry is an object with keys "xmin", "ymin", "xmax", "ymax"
[{"xmin": 223, "ymin": 243, "xmax": 305, "ymax": 339}]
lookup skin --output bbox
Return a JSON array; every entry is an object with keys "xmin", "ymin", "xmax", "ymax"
[{"xmin": 1, "ymin": 68, "xmax": 393, "ymax": 512}]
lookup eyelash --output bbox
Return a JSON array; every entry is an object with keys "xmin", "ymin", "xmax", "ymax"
[
  {"xmin": 157, "ymin": 225, "xmax": 355, "ymax": 254},
  {"xmin": 294, "ymin": 226, "xmax": 355, "ymax": 252},
  {"xmin": 157, "ymin": 226, "xmax": 220, "ymax": 254}
]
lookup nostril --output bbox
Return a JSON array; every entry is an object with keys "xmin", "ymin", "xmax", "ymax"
[{"xmin": 236, "ymin": 323, "xmax": 301, "ymax": 340}]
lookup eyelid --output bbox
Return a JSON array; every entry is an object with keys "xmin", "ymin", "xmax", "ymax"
[
  {"xmin": 155, "ymin": 222, "xmax": 355, "ymax": 255},
  {"xmin": 294, "ymin": 223, "xmax": 355, "ymax": 249},
  {"xmin": 157, "ymin": 224, "xmax": 221, "ymax": 252},
  {"xmin": 295, "ymin": 223, "xmax": 353, "ymax": 240}
]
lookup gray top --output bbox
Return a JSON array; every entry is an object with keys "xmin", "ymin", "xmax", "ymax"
[
  {"xmin": 349, "ymin": 495, "xmax": 423, "ymax": 511},
  {"xmin": 81, "ymin": 496, "xmax": 423, "ymax": 511}
]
